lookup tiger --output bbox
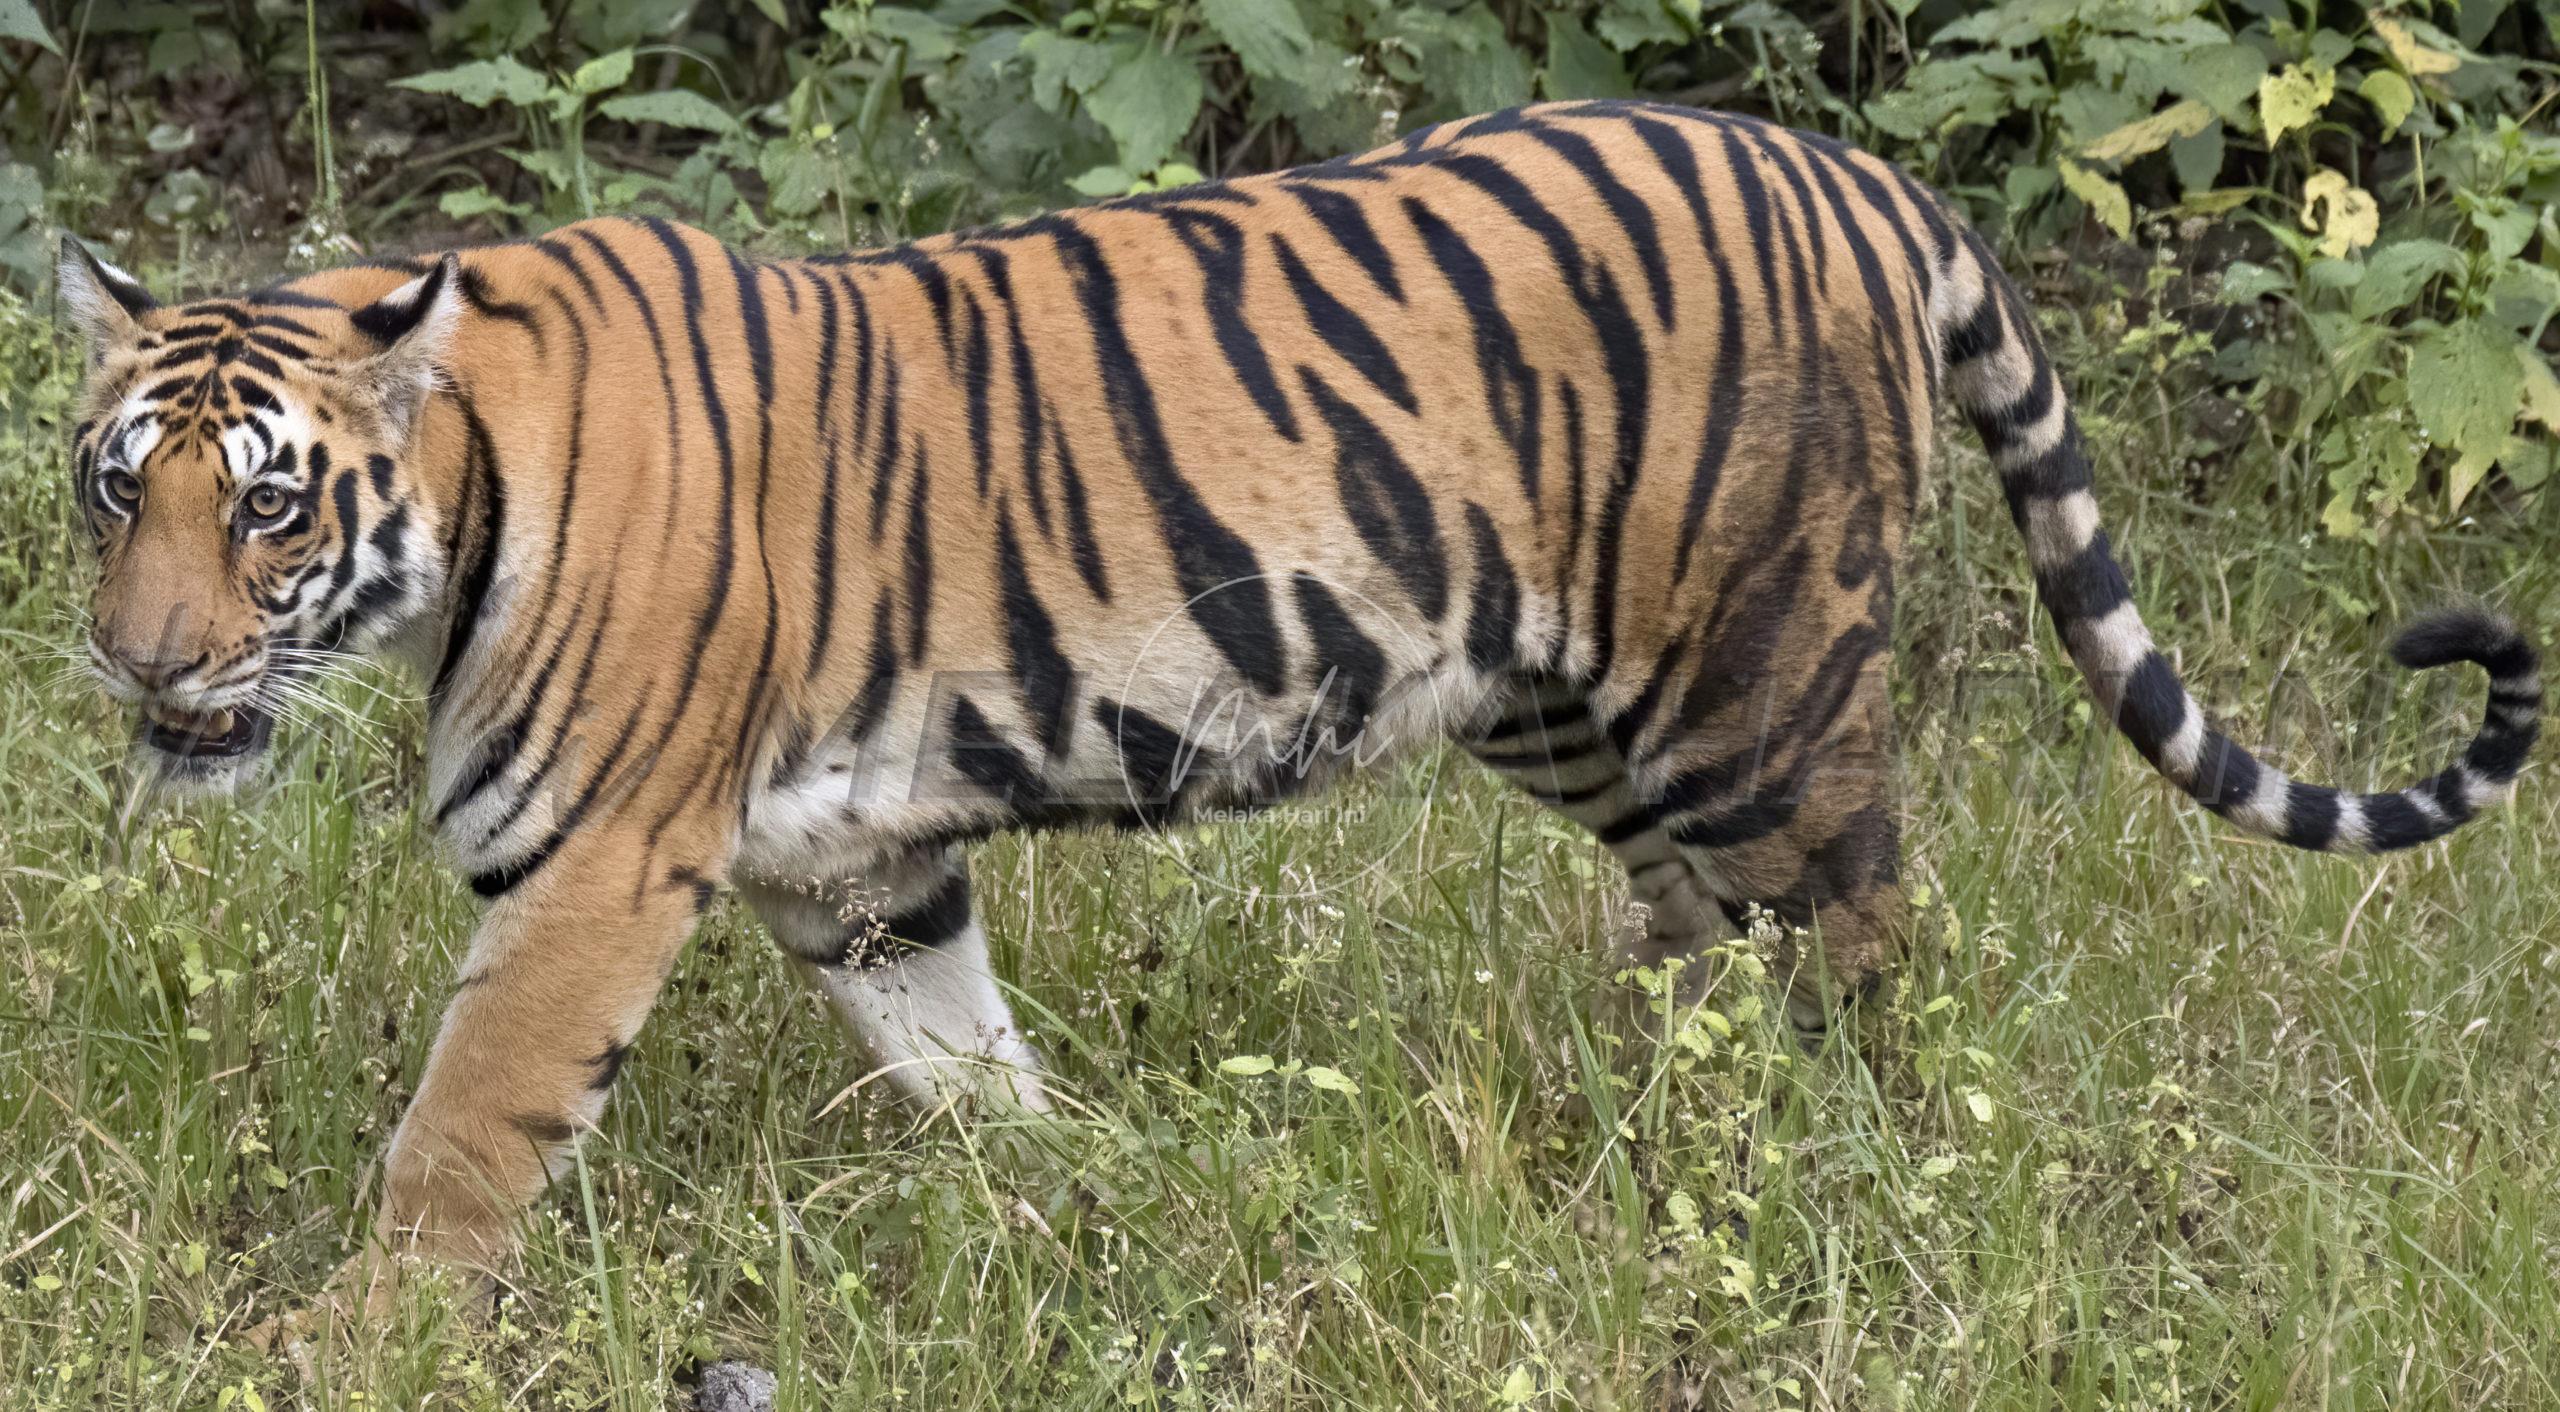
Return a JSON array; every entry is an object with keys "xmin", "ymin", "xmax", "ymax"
[{"xmin": 58, "ymin": 99, "xmax": 2539, "ymax": 1328}]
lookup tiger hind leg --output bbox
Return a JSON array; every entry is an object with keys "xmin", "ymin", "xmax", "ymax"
[
  {"xmin": 741, "ymin": 845, "xmax": 1050, "ymax": 1119},
  {"xmin": 1647, "ymin": 670, "xmax": 1908, "ymax": 1045},
  {"xmin": 1466, "ymin": 678, "xmax": 1739, "ymax": 1018}
]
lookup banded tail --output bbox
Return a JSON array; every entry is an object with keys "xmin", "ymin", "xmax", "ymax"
[{"xmin": 1931, "ymin": 231, "xmax": 2540, "ymax": 852}]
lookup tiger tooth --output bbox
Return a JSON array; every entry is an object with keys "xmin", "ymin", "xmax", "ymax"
[{"xmin": 205, "ymin": 709, "xmax": 234, "ymax": 735}]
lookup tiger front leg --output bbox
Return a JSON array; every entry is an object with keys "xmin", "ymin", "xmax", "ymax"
[
  {"xmin": 742, "ymin": 844, "xmax": 1050, "ymax": 1122},
  {"xmin": 257, "ymin": 823, "xmax": 720, "ymax": 1346}
]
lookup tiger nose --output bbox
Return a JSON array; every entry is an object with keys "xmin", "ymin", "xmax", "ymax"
[{"xmin": 100, "ymin": 639, "xmax": 207, "ymax": 690}]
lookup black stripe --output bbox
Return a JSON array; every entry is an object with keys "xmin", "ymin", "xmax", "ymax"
[
  {"xmin": 996, "ymin": 506, "xmax": 1077, "ymax": 759},
  {"xmin": 1046, "ymin": 218, "xmax": 1285, "ymax": 694},
  {"xmin": 1273, "ymin": 233, "xmax": 1416, "ymax": 415},
  {"xmin": 1403, "ymin": 198, "xmax": 1541, "ymax": 503},
  {"xmin": 806, "ymin": 265, "xmax": 844, "ymax": 680},
  {"xmin": 2278, "ymin": 785, "xmax": 2340, "ymax": 850},
  {"xmin": 1164, "ymin": 208, "xmax": 1301, "ymax": 442},
  {"xmin": 962, "ymin": 289, "xmax": 995, "ymax": 495},
  {"xmin": 835, "ymin": 592, "xmax": 901, "ymax": 744},
  {"xmin": 903, "ymin": 441, "xmax": 934, "ymax": 662},
  {"xmin": 947, "ymin": 696, "xmax": 1047, "ymax": 809},
  {"xmin": 1300, "ymin": 367, "xmax": 1448, "ymax": 622},
  {"xmin": 1093, "ymin": 696, "xmax": 1195, "ymax": 815},
  {"xmin": 1050, "ymin": 415, "xmax": 1112, "ymax": 602},
  {"xmin": 868, "ymin": 357, "xmax": 905, "ymax": 541},
  {"xmin": 430, "ymin": 397, "xmax": 505, "ymax": 700},
  {"xmin": 2360, "ymin": 792, "xmax": 2436, "ymax": 851},
  {"xmin": 633, "ymin": 217, "xmax": 739, "ymax": 764},
  {"xmin": 2036, "ymin": 532, "xmax": 2131, "ymax": 627},
  {"xmin": 1283, "ymin": 182, "xmax": 1404, "ymax": 302},
  {"xmin": 1517, "ymin": 117, "xmax": 1674, "ymax": 329},
  {"xmin": 1628, "ymin": 114, "xmax": 1746, "ymax": 583},
  {"xmin": 1291, "ymin": 572, "xmax": 1387, "ymax": 735},
  {"xmin": 880, "ymin": 869, "xmax": 974, "ymax": 950},
  {"xmin": 1462, "ymin": 503, "xmax": 1518, "ymax": 674},
  {"xmin": 533, "ymin": 237, "xmax": 610, "ymax": 317}
]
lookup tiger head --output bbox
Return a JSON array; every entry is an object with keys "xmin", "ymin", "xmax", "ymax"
[{"xmin": 57, "ymin": 240, "xmax": 462, "ymax": 793}]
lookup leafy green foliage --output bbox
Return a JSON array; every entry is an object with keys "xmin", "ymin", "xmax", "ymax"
[{"xmin": 0, "ymin": 0, "xmax": 2552, "ymax": 519}]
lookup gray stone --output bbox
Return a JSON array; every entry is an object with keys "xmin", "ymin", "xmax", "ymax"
[{"xmin": 692, "ymin": 1360, "xmax": 780, "ymax": 1412}]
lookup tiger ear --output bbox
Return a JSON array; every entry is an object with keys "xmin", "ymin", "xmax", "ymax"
[
  {"xmin": 349, "ymin": 253, "xmax": 463, "ymax": 441},
  {"xmin": 57, "ymin": 237, "xmax": 158, "ymax": 352}
]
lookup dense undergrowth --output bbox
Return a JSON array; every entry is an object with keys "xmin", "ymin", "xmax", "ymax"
[{"xmin": 2, "ymin": 2, "xmax": 2558, "ymax": 1408}]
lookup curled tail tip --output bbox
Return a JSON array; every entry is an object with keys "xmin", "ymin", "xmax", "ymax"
[{"xmin": 2388, "ymin": 608, "xmax": 2538, "ymax": 680}]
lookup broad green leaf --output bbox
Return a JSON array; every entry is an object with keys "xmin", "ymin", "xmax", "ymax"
[
  {"xmin": 2173, "ymin": 43, "xmax": 2267, "ymax": 125},
  {"xmin": 1543, "ymin": 11, "xmax": 1631, "ymax": 99},
  {"xmin": 0, "ymin": 0, "xmax": 58, "ymax": 54},
  {"xmin": 1301, "ymin": 1064, "xmax": 1360, "ymax": 1095},
  {"xmin": 1199, "ymin": 0, "xmax": 1314, "ymax": 84},
  {"xmin": 395, "ymin": 57, "xmax": 552, "ymax": 110},
  {"xmin": 867, "ymin": 8, "xmax": 962, "ymax": 65},
  {"xmin": 1393, "ymin": 4, "xmax": 1534, "ymax": 116},
  {"xmin": 2257, "ymin": 63, "xmax": 2334, "ymax": 145},
  {"xmin": 2351, "ymin": 239, "xmax": 2463, "ymax": 319},
  {"xmin": 2406, "ymin": 320, "xmax": 2524, "ymax": 508},
  {"xmin": 2358, "ymin": 70, "xmax": 2415, "ymax": 135},
  {"xmin": 504, "ymin": 146, "xmax": 576, "ymax": 190},
  {"xmin": 600, "ymin": 89, "xmax": 745, "ymax": 134},
  {"xmin": 2501, "ymin": 435, "xmax": 2555, "ymax": 492},
  {"xmin": 2464, "ymin": 194, "xmax": 2537, "ymax": 263},
  {"xmin": 759, "ymin": 142, "xmax": 833, "ymax": 216},
  {"xmin": 571, "ymin": 47, "xmax": 634, "ymax": 95},
  {"xmin": 1965, "ymin": 1090, "xmax": 1994, "ymax": 1124},
  {"xmin": 2082, "ymin": 99, "xmax": 2213, "ymax": 164},
  {"xmin": 2004, "ymin": 163, "xmax": 2057, "ymax": 208},
  {"xmin": 2057, "ymin": 158, "xmax": 2132, "ymax": 239},
  {"xmin": 1019, "ymin": 30, "xmax": 1116, "ymax": 110},
  {"xmin": 1084, "ymin": 44, "xmax": 1201, "ymax": 176},
  {"xmin": 1067, "ymin": 164, "xmax": 1134, "ymax": 198},
  {"xmin": 1597, "ymin": 0, "xmax": 1689, "ymax": 49},
  {"xmin": 2169, "ymin": 121, "xmax": 2223, "ymax": 193},
  {"xmin": 1919, "ymin": 1154, "xmax": 1960, "ymax": 1179},
  {"xmin": 438, "ymin": 186, "xmax": 530, "ymax": 221},
  {"xmin": 1218, "ymin": 1054, "xmax": 1276, "ymax": 1076}
]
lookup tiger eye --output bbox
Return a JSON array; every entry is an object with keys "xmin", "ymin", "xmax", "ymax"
[
  {"xmin": 103, "ymin": 470, "xmax": 142, "ymax": 506},
  {"xmin": 245, "ymin": 485, "xmax": 288, "ymax": 520}
]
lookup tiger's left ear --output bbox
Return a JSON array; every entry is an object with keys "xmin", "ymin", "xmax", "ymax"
[
  {"xmin": 56, "ymin": 237, "xmax": 158, "ymax": 353},
  {"xmin": 349, "ymin": 252, "xmax": 464, "ymax": 441}
]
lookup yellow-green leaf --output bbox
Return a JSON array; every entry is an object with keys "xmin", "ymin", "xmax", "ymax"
[
  {"xmin": 1965, "ymin": 1089, "xmax": 1995, "ymax": 1124},
  {"xmin": 1301, "ymin": 1065, "xmax": 1360, "ymax": 1095},
  {"xmin": 2176, "ymin": 187, "xmax": 2258, "ymax": 218},
  {"xmin": 2057, "ymin": 158, "xmax": 2132, "ymax": 238},
  {"xmin": 2082, "ymin": 99, "xmax": 2214, "ymax": 164},
  {"xmin": 2359, "ymin": 69, "xmax": 2415, "ymax": 136},
  {"xmin": 2518, "ymin": 349, "xmax": 2560, "ymax": 431},
  {"xmin": 2258, "ymin": 63, "xmax": 2334, "ymax": 145},
  {"xmin": 1218, "ymin": 1054, "xmax": 1276, "ymax": 1076},
  {"xmin": 2373, "ymin": 16, "xmax": 2459, "ymax": 76},
  {"xmin": 2301, "ymin": 169, "xmax": 2378, "ymax": 259}
]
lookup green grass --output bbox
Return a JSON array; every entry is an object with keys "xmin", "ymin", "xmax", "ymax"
[{"xmin": 1, "ymin": 276, "xmax": 2555, "ymax": 1411}]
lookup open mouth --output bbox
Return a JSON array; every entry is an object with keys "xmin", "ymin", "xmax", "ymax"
[{"xmin": 139, "ymin": 698, "xmax": 276, "ymax": 760}]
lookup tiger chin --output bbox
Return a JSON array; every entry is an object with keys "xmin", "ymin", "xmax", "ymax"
[{"xmin": 56, "ymin": 99, "xmax": 2538, "ymax": 1347}]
